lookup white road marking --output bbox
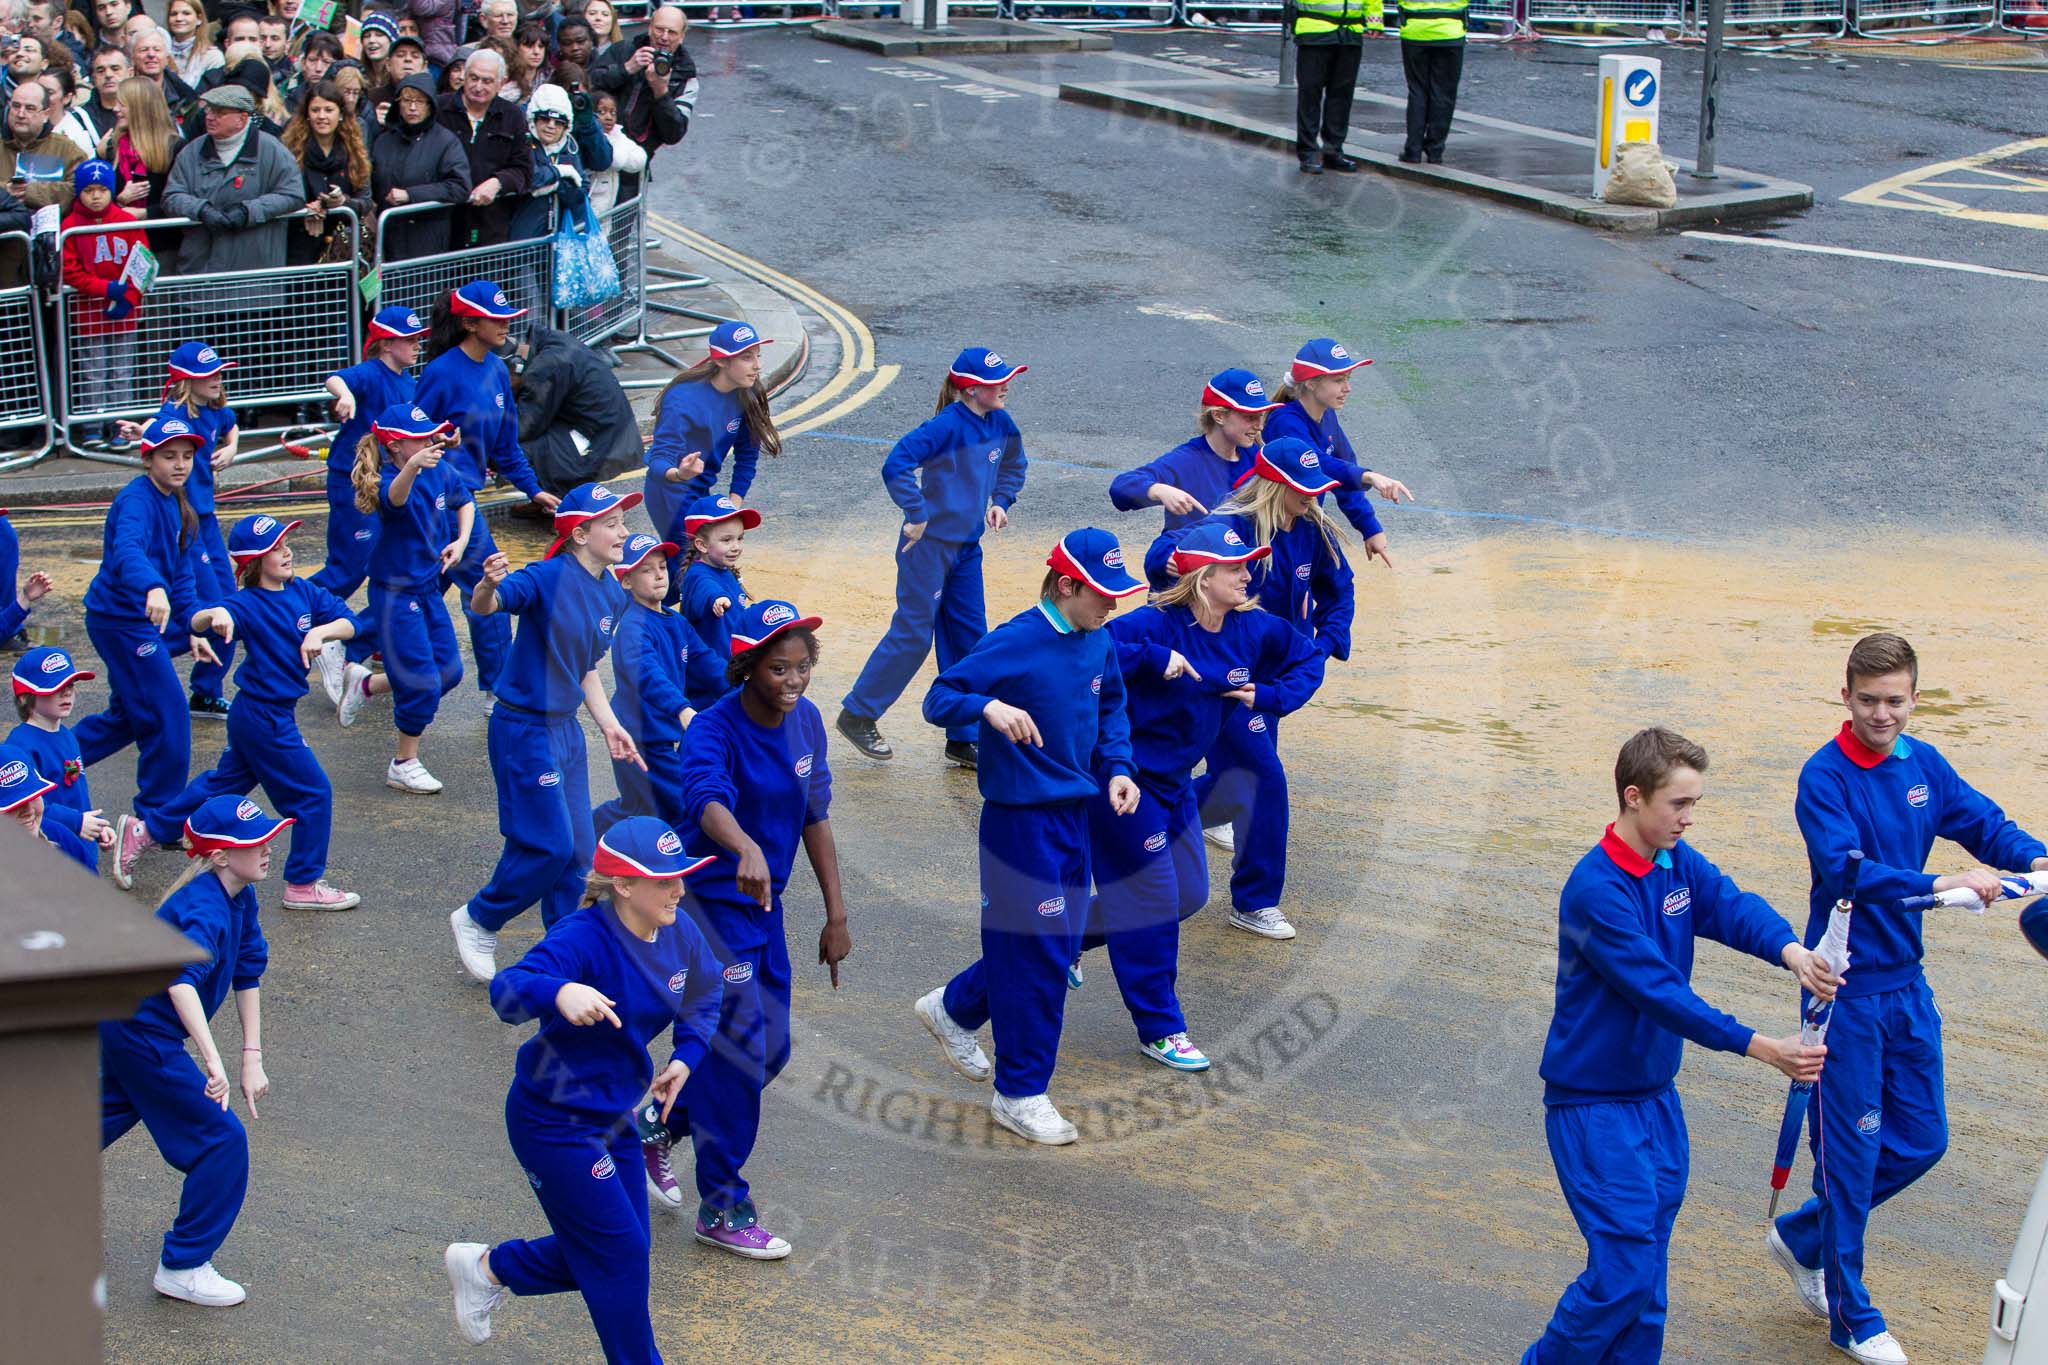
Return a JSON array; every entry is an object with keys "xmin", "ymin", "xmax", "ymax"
[{"xmin": 1680, "ymin": 230, "xmax": 2048, "ymax": 282}]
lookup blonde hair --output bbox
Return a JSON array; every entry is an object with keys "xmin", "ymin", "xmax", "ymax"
[
  {"xmin": 167, "ymin": 376, "xmax": 227, "ymax": 415},
  {"xmin": 1151, "ymin": 560, "xmax": 1259, "ymax": 613},
  {"xmin": 112, "ymin": 76, "xmax": 176, "ymax": 173},
  {"xmin": 222, "ymin": 40, "xmax": 287, "ymax": 123},
  {"xmin": 156, "ymin": 851, "xmax": 221, "ymax": 909},
  {"xmin": 1214, "ymin": 473, "xmax": 1346, "ymax": 567},
  {"xmin": 1195, "ymin": 405, "xmax": 1234, "ymax": 434},
  {"xmin": 167, "ymin": 0, "xmax": 212, "ymax": 61},
  {"xmin": 350, "ymin": 434, "xmax": 387, "ymax": 515}
]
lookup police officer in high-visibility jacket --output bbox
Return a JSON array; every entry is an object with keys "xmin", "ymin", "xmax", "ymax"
[
  {"xmin": 1397, "ymin": 0, "xmax": 1465, "ymax": 164},
  {"xmin": 1290, "ymin": 0, "xmax": 1382, "ymax": 174}
]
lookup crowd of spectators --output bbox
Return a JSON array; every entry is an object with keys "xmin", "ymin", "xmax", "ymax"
[{"xmin": 0, "ymin": 0, "xmax": 701, "ymax": 287}]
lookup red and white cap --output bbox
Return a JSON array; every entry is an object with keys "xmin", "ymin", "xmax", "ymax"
[
  {"xmin": 184, "ymin": 795, "xmax": 294, "ymax": 857},
  {"xmin": 1288, "ymin": 338, "xmax": 1371, "ymax": 382},
  {"xmin": 1045, "ymin": 528, "xmax": 1146, "ymax": 599}
]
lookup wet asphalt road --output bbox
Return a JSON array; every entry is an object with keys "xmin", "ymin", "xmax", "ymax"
[{"xmin": 68, "ymin": 26, "xmax": 2048, "ymax": 1365}]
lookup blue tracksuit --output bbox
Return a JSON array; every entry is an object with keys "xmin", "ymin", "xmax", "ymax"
[
  {"xmin": 310, "ymin": 358, "xmax": 414, "ymax": 608},
  {"xmin": 926, "ymin": 602, "xmax": 1132, "ymax": 1097},
  {"xmin": 653, "ymin": 691, "xmax": 831, "ymax": 1209},
  {"xmin": 644, "ymin": 381, "xmax": 758, "ymax": 603},
  {"xmin": 369, "ymin": 460, "xmax": 469, "ymax": 736},
  {"xmin": 1145, "ymin": 511, "xmax": 1354, "ymax": 913},
  {"xmin": 415, "ymin": 345, "xmax": 542, "ymax": 696},
  {"xmin": 43, "ymin": 818, "xmax": 98, "ymax": 872},
  {"xmin": 0, "ymin": 511, "xmax": 16, "ymax": 627},
  {"xmin": 678, "ymin": 560, "xmax": 745, "ymax": 713},
  {"xmin": 9, "ymin": 719, "xmax": 92, "ymax": 839},
  {"xmin": 0, "ymin": 594, "xmax": 30, "ymax": 641},
  {"xmin": 1773, "ymin": 723, "xmax": 2045, "ymax": 1348},
  {"xmin": 488, "ymin": 902, "xmax": 725, "ymax": 1365},
  {"xmin": 468, "ymin": 557, "xmax": 626, "ymax": 934},
  {"xmin": 1262, "ymin": 400, "xmax": 1385, "ymax": 542},
  {"xmin": 841, "ymin": 402, "xmax": 1027, "ymax": 738},
  {"xmin": 76, "ymin": 476, "xmax": 198, "ymax": 844},
  {"xmin": 593, "ymin": 600, "xmax": 693, "ymax": 835},
  {"xmin": 1524, "ymin": 829, "xmax": 1797, "ymax": 1364},
  {"xmin": 170, "ymin": 401, "xmax": 240, "ymax": 701},
  {"xmin": 100, "ymin": 871, "xmax": 266, "ymax": 1271},
  {"xmin": 1108, "ymin": 435, "xmax": 1259, "ymax": 535},
  {"xmin": 160, "ymin": 581, "xmax": 359, "ymax": 885},
  {"xmin": 1080, "ymin": 603, "xmax": 1325, "ymax": 1041}
]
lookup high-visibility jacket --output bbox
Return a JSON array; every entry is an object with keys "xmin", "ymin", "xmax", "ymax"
[
  {"xmin": 1294, "ymin": 0, "xmax": 1384, "ymax": 41},
  {"xmin": 1397, "ymin": 0, "xmax": 1467, "ymax": 41}
]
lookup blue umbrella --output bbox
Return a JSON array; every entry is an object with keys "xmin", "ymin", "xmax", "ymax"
[{"xmin": 1768, "ymin": 850, "xmax": 1862, "ymax": 1217}]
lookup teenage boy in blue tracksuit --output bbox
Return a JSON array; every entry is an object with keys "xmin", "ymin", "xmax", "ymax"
[
  {"xmin": 593, "ymin": 533, "xmax": 691, "ymax": 837},
  {"xmin": 450, "ymin": 483, "xmax": 641, "ymax": 985},
  {"xmin": 445, "ymin": 818, "xmax": 724, "ymax": 1364},
  {"xmin": 158, "ymin": 516, "xmax": 363, "ymax": 912},
  {"xmin": 914, "ymin": 529, "xmax": 1143, "ymax": 1147},
  {"xmin": 837, "ymin": 346, "xmax": 1029, "ymax": 766},
  {"xmin": 101, "ymin": 795, "xmax": 292, "ymax": 1310},
  {"xmin": 1526, "ymin": 727, "xmax": 1835, "ymax": 1365},
  {"xmin": 414, "ymin": 282, "xmax": 563, "ymax": 697},
  {"xmin": 1768, "ymin": 633, "xmax": 2046, "ymax": 1365}
]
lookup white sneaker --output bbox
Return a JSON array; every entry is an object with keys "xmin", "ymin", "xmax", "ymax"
[
  {"xmin": 1230, "ymin": 906, "xmax": 1297, "ymax": 940},
  {"xmin": 1768, "ymin": 1226, "xmax": 1828, "ymax": 1320},
  {"xmin": 990, "ymin": 1091, "xmax": 1077, "ymax": 1146},
  {"xmin": 1203, "ymin": 823, "xmax": 1235, "ymax": 852},
  {"xmin": 337, "ymin": 662, "xmax": 372, "ymax": 727},
  {"xmin": 915, "ymin": 987, "xmax": 990, "ymax": 1082},
  {"xmin": 450, "ymin": 905, "xmax": 498, "ymax": 983},
  {"xmin": 152, "ymin": 1260, "xmax": 246, "ymax": 1307},
  {"xmin": 315, "ymin": 640, "xmax": 348, "ymax": 706},
  {"xmin": 1838, "ymin": 1331, "xmax": 1908, "ymax": 1365},
  {"xmin": 387, "ymin": 757, "xmax": 443, "ymax": 794},
  {"xmin": 444, "ymin": 1242, "xmax": 506, "ymax": 1345}
]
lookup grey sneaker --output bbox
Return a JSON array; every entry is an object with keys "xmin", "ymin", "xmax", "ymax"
[
  {"xmin": 915, "ymin": 987, "xmax": 990, "ymax": 1081},
  {"xmin": 1229, "ymin": 907, "xmax": 1296, "ymax": 940}
]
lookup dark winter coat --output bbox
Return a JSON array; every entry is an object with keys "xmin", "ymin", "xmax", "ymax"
[
  {"xmin": 517, "ymin": 324, "xmax": 643, "ymax": 492},
  {"xmin": 370, "ymin": 76, "xmax": 472, "ymax": 261}
]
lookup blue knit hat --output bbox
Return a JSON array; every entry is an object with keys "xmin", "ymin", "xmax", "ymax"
[{"xmin": 73, "ymin": 159, "xmax": 116, "ymax": 194}]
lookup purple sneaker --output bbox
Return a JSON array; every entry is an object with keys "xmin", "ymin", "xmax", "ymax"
[
  {"xmin": 642, "ymin": 1135, "xmax": 683, "ymax": 1213},
  {"xmin": 693, "ymin": 1202, "xmax": 791, "ymax": 1261}
]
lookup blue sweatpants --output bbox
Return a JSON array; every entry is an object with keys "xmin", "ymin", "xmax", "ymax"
[
  {"xmin": 664, "ymin": 927, "xmax": 793, "ymax": 1210},
  {"xmin": 445, "ymin": 517, "xmax": 512, "ymax": 696},
  {"xmin": 186, "ymin": 513, "xmax": 237, "ymax": 701},
  {"xmin": 593, "ymin": 738, "xmax": 687, "ymax": 839},
  {"xmin": 161, "ymin": 697, "xmax": 333, "ymax": 884},
  {"xmin": 941, "ymin": 800, "xmax": 1090, "ymax": 1098},
  {"xmin": 99, "ymin": 1022, "xmax": 249, "ymax": 1271},
  {"xmin": 76, "ymin": 614, "xmax": 192, "ymax": 846},
  {"xmin": 491, "ymin": 1084, "xmax": 661, "ymax": 1365},
  {"xmin": 470, "ymin": 707, "xmax": 593, "ymax": 933},
  {"xmin": 1078, "ymin": 779, "xmax": 1209, "ymax": 1043},
  {"xmin": 368, "ymin": 583, "xmax": 462, "ymax": 737},
  {"xmin": 1524, "ymin": 1090, "xmax": 1689, "ymax": 1364},
  {"xmin": 1194, "ymin": 707, "xmax": 1287, "ymax": 913},
  {"xmin": 1773, "ymin": 978, "xmax": 1947, "ymax": 1348},
  {"xmin": 840, "ymin": 535, "xmax": 986, "ymax": 742}
]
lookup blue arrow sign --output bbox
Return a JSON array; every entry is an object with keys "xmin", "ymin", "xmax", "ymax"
[{"xmin": 1625, "ymin": 70, "xmax": 1657, "ymax": 107}]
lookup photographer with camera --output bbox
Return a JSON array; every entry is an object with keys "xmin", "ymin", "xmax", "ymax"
[{"xmin": 589, "ymin": 4, "xmax": 694, "ymax": 197}]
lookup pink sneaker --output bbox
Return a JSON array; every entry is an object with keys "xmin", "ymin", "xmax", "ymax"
[
  {"xmin": 693, "ymin": 1202, "xmax": 791, "ymax": 1260},
  {"xmin": 282, "ymin": 880, "xmax": 361, "ymax": 911},
  {"xmin": 113, "ymin": 813, "xmax": 154, "ymax": 890}
]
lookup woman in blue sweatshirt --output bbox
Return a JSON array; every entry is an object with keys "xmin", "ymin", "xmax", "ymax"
[
  {"xmin": 637, "ymin": 599, "xmax": 849, "ymax": 1256},
  {"xmin": 1142, "ymin": 438, "xmax": 1356, "ymax": 942},
  {"xmin": 642, "ymin": 320, "xmax": 781, "ymax": 603},
  {"xmin": 414, "ymin": 282, "xmax": 563, "ymax": 698},
  {"xmin": 449, "ymin": 482, "xmax": 642, "ymax": 985},
  {"xmin": 914, "ymin": 529, "xmax": 1142, "ymax": 1147},
  {"xmin": 593, "ymin": 533, "xmax": 692, "ymax": 838},
  {"xmin": 445, "ymin": 817, "xmax": 724, "ymax": 1365},
  {"xmin": 79, "ymin": 415, "xmax": 221, "ymax": 890},
  {"xmin": 1260, "ymin": 338, "xmax": 1412, "ymax": 567},
  {"xmin": 156, "ymin": 516, "xmax": 363, "ymax": 912},
  {"xmin": 1075, "ymin": 523, "xmax": 1325, "ymax": 1071},
  {"xmin": 837, "ymin": 346, "xmax": 1029, "ymax": 765},
  {"xmin": 1525, "ymin": 727, "xmax": 1834, "ymax": 1365},
  {"xmin": 101, "ymin": 795, "xmax": 291, "ymax": 1310}
]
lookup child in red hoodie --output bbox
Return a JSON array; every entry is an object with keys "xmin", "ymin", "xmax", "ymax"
[{"xmin": 61, "ymin": 160, "xmax": 148, "ymax": 452}]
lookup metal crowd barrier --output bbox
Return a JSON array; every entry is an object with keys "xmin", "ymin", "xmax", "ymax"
[
  {"xmin": 373, "ymin": 200, "xmax": 557, "ymax": 356},
  {"xmin": 1850, "ymin": 0, "xmax": 1995, "ymax": 30},
  {"xmin": 54, "ymin": 210, "xmax": 362, "ymax": 466},
  {"xmin": 1524, "ymin": 0, "xmax": 1681, "ymax": 37},
  {"xmin": 1703, "ymin": 0, "xmax": 1845, "ymax": 35},
  {"xmin": 0, "ymin": 233, "xmax": 53, "ymax": 472},
  {"xmin": 2003, "ymin": 0, "xmax": 2048, "ymax": 27}
]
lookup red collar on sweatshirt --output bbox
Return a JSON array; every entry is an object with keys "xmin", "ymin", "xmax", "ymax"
[
  {"xmin": 1832, "ymin": 720, "xmax": 1909, "ymax": 770},
  {"xmin": 1598, "ymin": 824, "xmax": 1667, "ymax": 878}
]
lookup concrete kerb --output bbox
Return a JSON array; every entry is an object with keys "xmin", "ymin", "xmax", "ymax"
[
  {"xmin": 0, "ymin": 237, "xmax": 813, "ymax": 508},
  {"xmin": 1057, "ymin": 78, "xmax": 1814, "ymax": 231},
  {"xmin": 811, "ymin": 16, "xmax": 1115, "ymax": 55}
]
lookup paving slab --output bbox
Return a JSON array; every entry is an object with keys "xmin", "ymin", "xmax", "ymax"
[
  {"xmin": 1058, "ymin": 69, "xmax": 1813, "ymax": 230},
  {"xmin": 812, "ymin": 16, "xmax": 1114, "ymax": 55}
]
